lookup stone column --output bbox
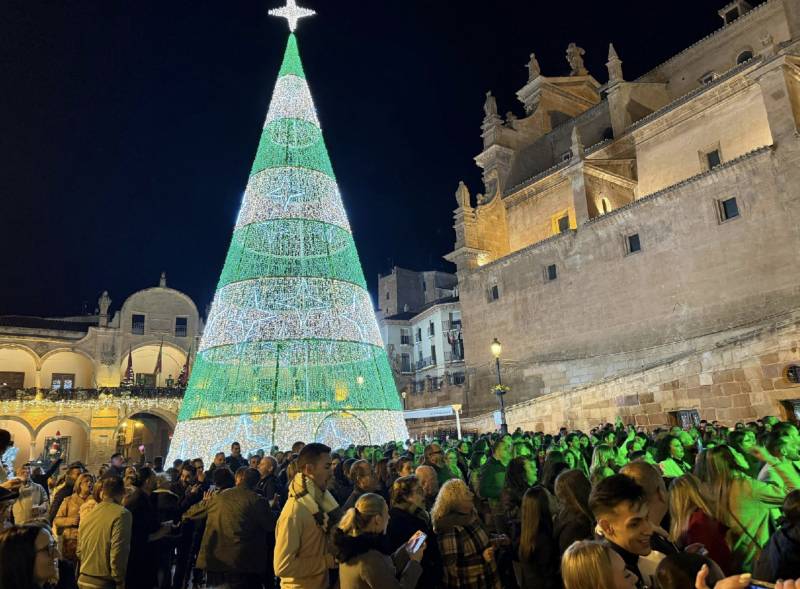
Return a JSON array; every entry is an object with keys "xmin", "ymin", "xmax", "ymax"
[{"xmin": 753, "ymin": 59, "xmax": 799, "ymax": 145}]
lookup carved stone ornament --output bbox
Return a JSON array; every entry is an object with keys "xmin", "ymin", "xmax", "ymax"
[
  {"xmin": 526, "ymin": 53, "xmax": 541, "ymax": 82},
  {"xmin": 455, "ymin": 181, "xmax": 472, "ymax": 209},
  {"xmin": 33, "ymin": 343, "xmax": 49, "ymax": 357},
  {"xmin": 101, "ymin": 343, "xmax": 117, "ymax": 366},
  {"xmin": 566, "ymin": 43, "xmax": 588, "ymax": 76},
  {"xmin": 483, "ymin": 91, "xmax": 498, "ymax": 118}
]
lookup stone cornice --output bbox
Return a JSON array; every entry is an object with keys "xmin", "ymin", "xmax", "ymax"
[
  {"xmin": 628, "ymin": 58, "xmax": 762, "ymax": 141},
  {"xmin": 633, "ymin": 0, "xmax": 777, "ymax": 82},
  {"xmin": 584, "ymin": 164, "xmax": 638, "ymax": 189}
]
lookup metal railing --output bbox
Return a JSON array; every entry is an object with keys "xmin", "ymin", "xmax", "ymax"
[
  {"xmin": 0, "ymin": 386, "xmax": 186, "ymax": 402},
  {"xmin": 415, "ymin": 356, "xmax": 436, "ymax": 370},
  {"xmin": 131, "ymin": 322, "xmax": 145, "ymax": 335},
  {"xmin": 444, "ymin": 351, "xmax": 464, "ymax": 363},
  {"xmin": 442, "ymin": 320, "xmax": 462, "ymax": 331}
]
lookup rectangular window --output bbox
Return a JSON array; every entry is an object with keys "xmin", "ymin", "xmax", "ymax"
[
  {"xmin": 51, "ymin": 373, "xmax": 76, "ymax": 391},
  {"xmin": 557, "ymin": 215, "xmax": 570, "ymax": 233},
  {"xmin": 385, "ymin": 292, "xmax": 390, "ymax": 300},
  {"xmin": 422, "ymin": 279, "xmax": 427, "ymax": 292},
  {"xmin": 136, "ymin": 373, "xmax": 156, "ymax": 387},
  {"xmin": 400, "ymin": 329, "xmax": 411, "ymax": 345},
  {"xmin": 720, "ymin": 197, "xmax": 739, "ymax": 221},
  {"xmin": 132, "ymin": 314, "xmax": 145, "ymax": 335},
  {"xmin": 627, "ymin": 233, "xmax": 641, "ymax": 254},
  {"xmin": 546, "ymin": 264, "xmax": 557, "ymax": 281},
  {"xmin": 452, "ymin": 372, "xmax": 466, "ymax": 385},
  {"xmin": 706, "ymin": 149, "xmax": 721, "ymax": 169},
  {"xmin": 400, "ymin": 353, "xmax": 411, "ymax": 373},
  {"xmin": 415, "ymin": 328, "xmax": 422, "ymax": 342},
  {"xmin": 669, "ymin": 410, "xmax": 701, "ymax": 429},
  {"xmin": 175, "ymin": 317, "xmax": 188, "ymax": 337},
  {"xmin": 428, "ymin": 321, "xmax": 435, "ymax": 336},
  {"xmin": 0, "ymin": 372, "xmax": 25, "ymax": 390},
  {"xmin": 490, "ymin": 285, "xmax": 499, "ymax": 301},
  {"xmin": 431, "ymin": 345, "xmax": 437, "ymax": 365}
]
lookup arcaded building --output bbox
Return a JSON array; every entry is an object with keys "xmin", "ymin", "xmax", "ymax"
[
  {"xmin": 445, "ymin": 0, "xmax": 800, "ymax": 432},
  {"xmin": 0, "ymin": 274, "xmax": 202, "ymax": 472}
]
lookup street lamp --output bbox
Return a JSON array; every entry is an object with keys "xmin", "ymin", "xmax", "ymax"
[
  {"xmin": 491, "ymin": 338, "xmax": 508, "ymax": 434},
  {"xmin": 401, "ymin": 390, "xmax": 407, "ymax": 410}
]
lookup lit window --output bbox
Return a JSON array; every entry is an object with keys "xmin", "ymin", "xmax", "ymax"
[
  {"xmin": 546, "ymin": 264, "xmax": 557, "ymax": 281},
  {"xmin": 719, "ymin": 197, "xmax": 740, "ymax": 221},
  {"xmin": 51, "ymin": 373, "xmax": 75, "ymax": 391},
  {"xmin": 627, "ymin": 233, "xmax": 642, "ymax": 254}
]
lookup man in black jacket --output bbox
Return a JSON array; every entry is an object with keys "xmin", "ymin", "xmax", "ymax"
[
  {"xmin": 255, "ymin": 456, "xmax": 278, "ymax": 504},
  {"xmin": 225, "ymin": 442, "xmax": 248, "ymax": 472}
]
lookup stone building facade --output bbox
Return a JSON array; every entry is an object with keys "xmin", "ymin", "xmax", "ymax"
[
  {"xmin": 446, "ymin": 0, "xmax": 800, "ymax": 430},
  {"xmin": 0, "ymin": 274, "xmax": 202, "ymax": 472},
  {"xmin": 377, "ymin": 267, "xmax": 467, "ymax": 436}
]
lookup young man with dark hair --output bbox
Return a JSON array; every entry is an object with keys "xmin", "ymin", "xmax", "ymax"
[
  {"xmin": 104, "ymin": 453, "xmax": 126, "ymax": 479},
  {"xmin": 589, "ymin": 473, "xmax": 655, "ymax": 589},
  {"xmin": 565, "ymin": 432, "xmax": 589, "ymax": 475},
  {"xmin": 225, "ymin": 442, "xmax": 248, "ymax": 472},
  {"xmin": 274, "ymin": 442, "xmax": 338, "ymax": 589}
]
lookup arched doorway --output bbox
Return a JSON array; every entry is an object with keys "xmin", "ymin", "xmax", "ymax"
[
  {"xmin": 116, "ymin": 412, "xmax": 174, "ymax": 463},
  {"xmin": 33, "ymin": 417, "xmax": 90, "ymax": 466},
  {"xmin": 314, "ymin": 411, "xmax": 370, "ymax": 448},
  {"xmin": 0, "ymin": 417, "xmax": 34, "ymax": 474}
]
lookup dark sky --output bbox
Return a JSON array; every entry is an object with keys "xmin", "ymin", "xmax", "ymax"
[{"xmin": 0, "ymin": 0, "xmax": 737, "ymax": 317}]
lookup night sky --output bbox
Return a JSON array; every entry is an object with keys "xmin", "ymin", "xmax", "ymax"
[{"xmin": 0, "ymin": 1, "xmax": 741, "ymax": 317}]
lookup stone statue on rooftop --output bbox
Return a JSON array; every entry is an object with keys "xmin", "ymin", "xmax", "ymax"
[
  {"xmin": 455, "ymin": 181, "xmax": 472, "ymax": 209},
  {"xmin": 484, "ymin": 91, "xmax": 498, "ymax": 118},
  {"xmin": 566, "ymin": 43, "xmax": 588, "ymax": 76},
  {"xmin": 98, "ymin": 291, "xmax": 111, "ymax": 317},
  {"xmin": 526, "ymin": 53, "xmax": 541, "ymax": 82}
]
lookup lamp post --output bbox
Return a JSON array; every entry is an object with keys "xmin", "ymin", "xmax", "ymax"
[
  {"xmin": 401, "ymin": 390, "xmax": 407, "ymax": 410},
  {"xmin": 490, "ymin": 338, "xmax": 507, "ymax": 434}
]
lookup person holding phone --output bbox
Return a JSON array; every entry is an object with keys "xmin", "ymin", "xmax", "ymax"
[{"xmin": 334, "ymin": 492, "xmax": 425, "ymax": 589}]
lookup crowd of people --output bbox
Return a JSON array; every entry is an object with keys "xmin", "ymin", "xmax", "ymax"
[{"xmin": 1, "ymin": 416, "xmax": 800, "ymax": 589}]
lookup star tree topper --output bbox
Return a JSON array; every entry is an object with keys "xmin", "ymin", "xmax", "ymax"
[{"xmin": 269, "ymin": 0, "xmax": 315, "ymax": 32}]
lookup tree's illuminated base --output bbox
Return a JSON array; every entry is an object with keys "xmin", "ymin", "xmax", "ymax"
[{"xmin": 166, "ymin": 409, "xmax": 408, "ymax": 464}]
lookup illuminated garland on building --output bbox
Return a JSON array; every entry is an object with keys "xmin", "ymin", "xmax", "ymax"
[{"xmin": 167, "ymin": 30, "xmax": 407, "ymax": 463}]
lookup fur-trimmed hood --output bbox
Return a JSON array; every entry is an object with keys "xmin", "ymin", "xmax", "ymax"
[{"xmin": 332, "ymin": 530, "xmax": 392, "ymax": 563}]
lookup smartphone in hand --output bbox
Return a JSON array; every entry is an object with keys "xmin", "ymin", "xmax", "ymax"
[{"xmin": 409, "ymin": 532, "xmax": 427, "ymax": 554}]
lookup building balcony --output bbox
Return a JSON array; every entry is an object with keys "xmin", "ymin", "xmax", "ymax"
[
  {"xmin": 0, "ymin": 386, "xmax": 187, "ymax": 402},
  {"xmin": 442, "ymin": 320, "xmax": 462, "ymax": 331},
  {"xmin": 445, "ymin": 351, "xmax": 464, "ymax": 363},
  {"xmin": 415, "ymin": 356, "xmax": 436, "ymax": 370},
  {"xmin": 131, "ymin": 322, "xmax": 145, "ymax": 335}
]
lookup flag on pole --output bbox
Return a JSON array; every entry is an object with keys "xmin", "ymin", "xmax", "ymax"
[
  {"xmin": 154, "ymin": 338, "xmax": 163, "ymax": 377},
  {"xmin": 122, "ymin": 347, "xmax": 134, "ymax": 386}
]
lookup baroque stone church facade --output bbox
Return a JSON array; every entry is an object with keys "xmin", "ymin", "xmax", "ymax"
[{"xmin": 445, "ymin": 0, "xmax": 800, "ymax": 432}]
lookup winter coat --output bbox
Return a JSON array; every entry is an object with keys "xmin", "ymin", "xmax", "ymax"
[
  {"xmin": 386, "ymin": 506, "xmax": 442, "ymax": 588},
  {"xmin": 433, "ymin": 510, "xmax": 500, "ymax": 589},
  {"xmin": 519, "ymin": 530, "xmax": 561, "ymax": 589},
  {"xmin": 333, "ymin": 531, "xmax": 422, "ymax": 589},
  {"xmin": 721, "ymin": 467, "xmax": 800, "ymax": 572},
  {"xmin": 754, "ymin": 524, "xmax": 800, "ymax": 582},
  {"xmin": 54, "ymin": 492, "xmax": 90, "ymax": 542},
  {"xmin": 553, "ymin": 509, "xmax": 593, "ymax": 555},
  {"xmin": 183, "ymin": 485, "xmax": 274, "ymax": 574}
]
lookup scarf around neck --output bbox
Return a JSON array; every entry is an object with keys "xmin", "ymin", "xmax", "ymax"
[{"xmin": 289, "ymin": 472, "xmax": 339, "ymax": 531}]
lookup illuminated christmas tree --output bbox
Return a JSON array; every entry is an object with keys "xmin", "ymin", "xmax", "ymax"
[{"xmin": 167, "ymin": 2, "xmax": 408, "ymax": 462}]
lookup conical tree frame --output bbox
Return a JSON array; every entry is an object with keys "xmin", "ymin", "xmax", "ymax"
[{"xmin": 167, "ymin": 34, "xmax": 407, "ymax": 463}]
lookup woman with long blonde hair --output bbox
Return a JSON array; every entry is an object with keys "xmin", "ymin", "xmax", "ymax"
[
  {"xmin": 53, "ymin": 472, "xmax": 94, "ymax": 564},
  {"xmin": 561, "ymin": 540, "xmax": 637, "ymax": 589},
  {"xmin": 589, "ymin": 445, "xmax": 617, "ymax": 482},
  {"xmin": 668, "ymin": 474, "xmax": 732, "ymax": 574},
  {"xmin": 333, "ymin": 492, "xmax": 425, "ymax": 589},
  {"xmin": 701, "ymin": 445, "xmax": 799, "ymax": 572},
  {"xmin": 432, "ymin": 479, "xmax": 500, "ymax": 589}
]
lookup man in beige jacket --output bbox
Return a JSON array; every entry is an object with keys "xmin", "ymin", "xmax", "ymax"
[
  {"xmin": 274, "ymin": 443, "xmax": 339, "ymax": 589},
  {"xmin": 77, "ymin": 477, "xmax": 132, "ymax": 589}
]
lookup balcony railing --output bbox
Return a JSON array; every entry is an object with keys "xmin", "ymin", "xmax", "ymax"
[
  {"xmin": 175, "ymin": 325, "xmax": 188, "ymax": 337},
  {"xmin": 442, "ymin": 320, "xmax": 462, "ymax": 331},
  {"xmin": 132, "ymin": 322, "xmax": 145, "ymax": 335},
  {"xmin": 0, "ymin": 386, "xmax": 187, "ymax": 402},
  {"xmin": 444, "ymin": 351, "xmax": 464, "ymax": 363},
  {"xmin": 415, "ymin": 356, "xmax": 435, "ymax": 370}
]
